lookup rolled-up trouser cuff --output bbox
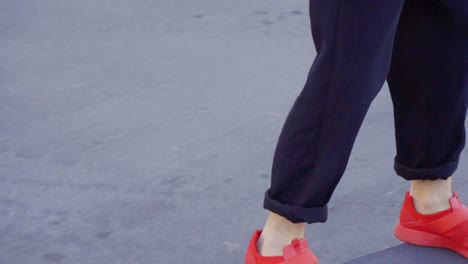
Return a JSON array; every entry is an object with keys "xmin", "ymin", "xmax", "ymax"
[
  {"xmin": 263, "ymin": 190, "xmax": 328, "ymax": 224},
  {"xmin": 394, "ymin": 157, "xmax": 459, "ymax": 181}
]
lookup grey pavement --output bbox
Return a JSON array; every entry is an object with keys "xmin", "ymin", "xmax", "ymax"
[
  {"xmin": 0, "ymin": 1, "xmax": 467, "ymax": 263},
  {"xmin": 344, "ymin": 244, "xmax": 467, "ymax": 264}
]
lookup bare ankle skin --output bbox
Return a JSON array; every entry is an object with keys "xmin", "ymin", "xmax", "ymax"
[
  {"xmin": 257, "ymin": 212, "xmax": 306, "ymax": 256},
  {"xmin": 410, "ymin": 177, "xmax": 453, "ymax": 214}
]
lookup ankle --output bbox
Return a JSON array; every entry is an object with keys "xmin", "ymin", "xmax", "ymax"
[
  {"xmin": 257, "ymin": 212, "xmax": 306, "ymax": 256},
  {"xmin": 412, "ymin": 195, "xmax": 451, "ymax": 214},
  {"xmin": 410, "ymin": 178, "xmax": 452, "ymax": 214}
]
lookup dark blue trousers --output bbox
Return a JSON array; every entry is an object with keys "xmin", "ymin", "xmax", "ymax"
[{"xmin": 264, "ymin": 0, "xmax": 468, "ymax": 224}]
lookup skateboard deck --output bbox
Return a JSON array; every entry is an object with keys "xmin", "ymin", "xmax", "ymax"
[{"xmin": 343, "ymin": 244, "xmax": 467, "ymax": 264}]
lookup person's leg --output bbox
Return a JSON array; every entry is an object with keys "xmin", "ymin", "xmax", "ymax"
[
  {"xmin": 388, "ymin": 0, "xmax": 468, "ymax": 209},
  {"xmin": 388, "ymin": 0, "xmax": 468, "ymax": 257},
  {"xmin": 258, "ymin": 0, "xmax": 405, "ymax": 256}
]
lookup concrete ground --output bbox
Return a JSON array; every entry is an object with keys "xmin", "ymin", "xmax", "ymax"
[
  {"xmin": 0, "ymin": 0, "xmax": 466, "ymax": 263},
  {"xmin": 344, "ymin": 244, "xmax": 467, "ymax": 264}
]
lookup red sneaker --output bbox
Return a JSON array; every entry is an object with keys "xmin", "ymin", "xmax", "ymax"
[
  {"xmin": 245, "ymin": 230, "xmax": 319, "ymax": 264},
  {"xmin": 395, "ymin": 192, "xmax": 468, "ymax": 258}
]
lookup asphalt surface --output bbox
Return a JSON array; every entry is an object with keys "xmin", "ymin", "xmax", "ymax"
[
  {"xmin": 344, "ymin": 244, "xmax": 467, "ymax": 264},
  {"xmin": 1, "ymin": 1, "xmax": 467, "ymax": 263}
]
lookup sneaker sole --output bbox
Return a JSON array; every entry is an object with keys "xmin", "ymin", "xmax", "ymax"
[{"xmin": 394, "ymin": 224, "xmax": 468, "ymax": 258}]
